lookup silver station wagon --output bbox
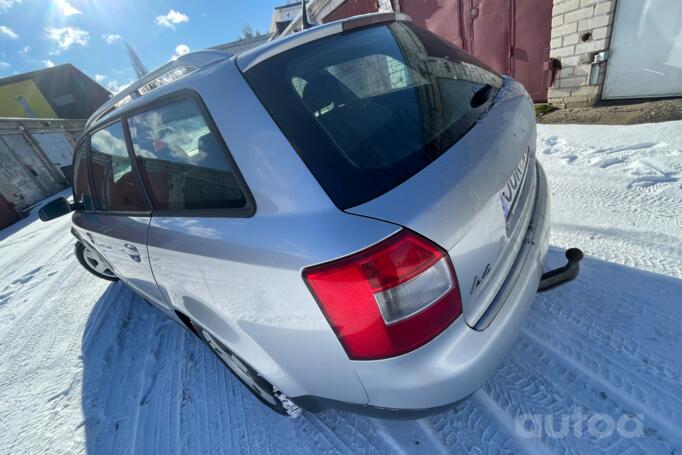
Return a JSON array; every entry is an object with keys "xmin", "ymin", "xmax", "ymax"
[{"xmin": 40, "ymin": 12, "xmax": 582, "ymax": 417}]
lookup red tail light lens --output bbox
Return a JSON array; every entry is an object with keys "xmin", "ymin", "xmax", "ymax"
[{"xmin": 303, "ymin": 230, "xmax": 462, "ymax": 360}]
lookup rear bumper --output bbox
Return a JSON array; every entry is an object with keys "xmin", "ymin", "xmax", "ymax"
[{"xmin": 303, "ymin": 163, "xmax": 550, "ymax": 414}]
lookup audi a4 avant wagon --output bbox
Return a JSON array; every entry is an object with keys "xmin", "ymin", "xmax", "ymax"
[{"xmin": 40, "ymin": 13, "xmax": 582, "ymax": 417}]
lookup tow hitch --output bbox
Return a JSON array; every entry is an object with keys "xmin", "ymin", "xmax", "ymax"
[{"xmin": 538, "ymin": 248, "xmax": 584, "ymax": 292}]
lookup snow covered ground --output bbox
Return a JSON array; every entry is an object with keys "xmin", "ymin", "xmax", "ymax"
[{"xmin": 1, "ymin": 122, "xmax": 681, "ymax": 454}]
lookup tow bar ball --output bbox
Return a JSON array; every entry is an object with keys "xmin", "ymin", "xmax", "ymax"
[{"xmin": 538, "ymin": 248, "xmax": 584, "ymax": 292}]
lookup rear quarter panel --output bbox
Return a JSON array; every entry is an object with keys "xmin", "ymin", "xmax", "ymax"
[{"xmin": 145, "ymin": 59, "xmax": 401, "ymax": 403}]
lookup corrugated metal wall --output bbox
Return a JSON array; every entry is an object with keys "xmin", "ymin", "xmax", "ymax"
[
  {"xmin": 323, "ymin": 0, "xmax": 378, "ymax": 22},
  {"xmin": 0, "ymin": 118, "xmax": 84, "ymax": 229}
]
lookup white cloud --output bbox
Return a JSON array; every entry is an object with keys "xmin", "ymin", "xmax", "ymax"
[
  {"xmin": 155, "ymin": 9, "xmax": 188, "ymax": 29},
  {"xmin": 19, "ymin": 45, "xmax": 29, "ymax": 54},
  {"xmin": 0, "ymin": 61, "xmax": 9, "ymax": 69},
  {"xmin": 106, "ymin": 79, "xmax": 133, "ymax": 95},
  {"xmin": 102, "ymin": 33, "xmax": 121, "ymax": 44},
  {"xmin": 44, "ymin": 27, "xmax": 89, "ymax": 53},
  {"xmin": 172, "ymin": 43, "xmax": 190, "ymax": 60},
  {"xmin": 42, "ymin": 59, "xmax": 55, "ymax": 68},
  {"xmin": 0, "ymin": 0, "xmax": 21, "ymax": 13},
  {"xmin": 95, "ymin": 74, "xmax": 106, "ymax": 82},
  {"xmin": 106, "ymin": 79, "xmax": 133, "ymax": 94},
  {"xmin": 56, "ymin": 0, "xmax": 81, "ymax": 16},
  {"xmin": 0, "ymin": 25, "xmax": 18, "ymax": 39}
]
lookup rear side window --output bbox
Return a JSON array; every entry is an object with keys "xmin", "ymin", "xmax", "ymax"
[
  {"xmin": 245, "ymin": 22, "xmax": 502, "ymax": 209},
  {"xmin": 90, "ymin": 122, "xmax": 147, "ymax": 212},
  {"xmin": 127, "ymin": 98, "xmax": 247, "ymax": 211},
  {"xmin": 72, "ymin": 140, "xmax": 95, "ymax": 210}
]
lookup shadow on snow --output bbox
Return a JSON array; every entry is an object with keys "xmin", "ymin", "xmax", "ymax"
[{"xmin": 79, "ymin": 248, "xmax": 682, "ymax": 454}]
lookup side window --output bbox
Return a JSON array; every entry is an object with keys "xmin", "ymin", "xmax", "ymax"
[
  {"xmin": 127, "ymin": 98, "xmax": 247, "ymax": 211},
  {"xmin": 89, "ymin": 122, "xmax": 147, "ymax": 212},
  {"xmin": 72, "ymin": 140, "xmax": 95, "ymax": 210}
]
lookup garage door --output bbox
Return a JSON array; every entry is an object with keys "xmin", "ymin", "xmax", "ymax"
[
  {"xmin": 33, "ymin": 132, "xmax": 76, "ymax": 184},
  {"xmin": 32, "ymin": 132, "xmax": 74, "ymax": 168},
  {"xmin": 400, "ymin": 0, "xmax": 552, "ymax": 102},
  {"xmin": 323, "ymin": 0, "xmax": 377, "ymax": 22},
  {"xmin": 603, "ymin": 0, "xmax": 682, "ymax": 99}
]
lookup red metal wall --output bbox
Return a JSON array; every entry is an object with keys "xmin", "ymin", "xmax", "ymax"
[
  {"xmin": 400, "ymin": 0, "xmax": 552, "ymax": 102},
  {"xmin": 398, "ymin": 0, "xmax": 466, "ymax": 49},
  {"xmin": 511, "ymin": 0, "xmax": 554, "ymax": 102},
  {"xmin": 323, "ymin": 0, "xmax": 379, "ymax": 22}
]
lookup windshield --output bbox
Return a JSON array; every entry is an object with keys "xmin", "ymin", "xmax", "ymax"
[{"xmin": 244, "ymin": 22, "xmax": 502, "ymax": 209}]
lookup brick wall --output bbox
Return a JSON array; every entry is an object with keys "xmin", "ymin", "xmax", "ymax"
[{"xmin": 549, "ymin": 0, "xmax": 617, "ymax": 106}]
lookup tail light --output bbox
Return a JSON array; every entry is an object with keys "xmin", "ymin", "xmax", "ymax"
[{"xmin": 303, "ymin": 230, "xmax": 462, "ymax": 360}]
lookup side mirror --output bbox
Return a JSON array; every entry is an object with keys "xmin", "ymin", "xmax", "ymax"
[{"xmin": 39, "ymin": 197, "xmax": 72, "ymax": 221}]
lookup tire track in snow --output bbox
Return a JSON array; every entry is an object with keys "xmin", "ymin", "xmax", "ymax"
[
  {"xmin": 528, "ymin": 290, "xmax": 682, "ymax": 402},
  {"xmin": 472, "ymin": 389, "xmax": 552, "ymax": 455},
  {"xmin": 533, "ymin": 292, "xmax": 682, "ymax": 391},
  {"xmin": 426, "ymin": 397, "xmax": 531, "ymax": 454},
  {"xmin": 521, "ymin": 323, "xmax": 682, "ymax": 443},
  {"xmin": 511, "ymin": 335, "xmax": 679, "ymax": 453}
]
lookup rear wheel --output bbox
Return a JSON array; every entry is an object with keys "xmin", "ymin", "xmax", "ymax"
[
  {"xmin": 75, "ymin": 242, "xmax": 118, "ymax": 281},
  {"xmin": 196, "ymin": 325, "xmax": 301, "ymax": 418}
]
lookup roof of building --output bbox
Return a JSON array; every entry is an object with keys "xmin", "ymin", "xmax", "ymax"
[
  {"xmin": 0, "ymin": 64, "xmax": 95, "ymax": 90},
  {"xmin": 0, "ymin": 64, "xmax": 111, "ymax": 120},
  {"xmin": 211, "ymin": 33, "xmax": 273, "ymax": 55},
  {"xmin": 274, "ymin": 2, "xmax": 301, "ymax": 10}
]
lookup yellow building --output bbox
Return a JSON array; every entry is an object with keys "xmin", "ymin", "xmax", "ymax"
[{"xmin": 0, "ymin": 64, "xmax": 110, "ymax": 119}]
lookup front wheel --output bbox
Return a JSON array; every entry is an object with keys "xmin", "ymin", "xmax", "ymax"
[
  {"xmin": 75, "ymin": 242, "xmax": 118, "ymax": 281},
  {"xmin": 197, "ymin": 326, "xmax": 301, "ymax": 418}
]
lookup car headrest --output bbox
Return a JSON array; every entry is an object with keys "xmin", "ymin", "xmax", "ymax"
[
  {"xmin": 196, "ymin": 133, "xmax": 229, "ymax": 171},
  {"xmin": 301, "ymin": 72, "xmax": 356, "ymax": 115}
]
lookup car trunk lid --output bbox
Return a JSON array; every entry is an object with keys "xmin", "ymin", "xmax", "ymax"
[{"xmin": 346, "ymin": 91, "xmax": 537, "ymax": 327}]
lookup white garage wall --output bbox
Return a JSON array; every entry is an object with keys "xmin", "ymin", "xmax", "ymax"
[{"xmin": 603, "ymin": 0, "xmax": 682, "ymax": 99}]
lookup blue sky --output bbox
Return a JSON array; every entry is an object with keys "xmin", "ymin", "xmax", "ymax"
[{"xmin": 0, "ymin": 0, "xmax": 285, "ymax": 92}]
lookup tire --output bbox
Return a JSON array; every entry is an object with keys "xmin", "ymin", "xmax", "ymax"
[
  {"xmin": 194, "ymin": 323, "xmax": 301, "ymax": 418},
  {"xmin": 75, "ymin": 242, "xmax": 119, "ymax": 281}
]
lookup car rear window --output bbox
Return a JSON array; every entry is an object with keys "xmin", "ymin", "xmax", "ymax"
[{"xmin": 244, "ymin": 22, "xmax": 502, "ymax": 209}]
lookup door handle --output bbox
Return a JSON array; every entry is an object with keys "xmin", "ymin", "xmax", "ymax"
[
  {"xmin": 86, "ymin": 232, "xmax": 95, "ymax": 244},
  {"xmin": 124, "ymin": 243, "xmax": 139, "ymax": 253},
  {"xmin": 123, "ymin": 243, "xmax": 141, "ymax": 262}
]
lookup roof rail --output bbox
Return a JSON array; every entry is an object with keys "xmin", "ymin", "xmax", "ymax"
[
  {"xmin": 238, "ymin": 12, "xmax": 411, "ymax": 72},
  {"xmin": 86, "ymin": 49, "xmax": 233, "ymax": 129}
]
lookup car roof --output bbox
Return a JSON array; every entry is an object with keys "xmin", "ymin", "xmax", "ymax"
[
  {"xmin": 85, "ymin": 12, "xmax": 411, "ymax": 132},
  {"xmin": 85, "ymin": 50, "xmax": 233, "ymax": 130},
  {"xmin": 237, "ymin": 12, "xmax": 411, "ymax": 72}
]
